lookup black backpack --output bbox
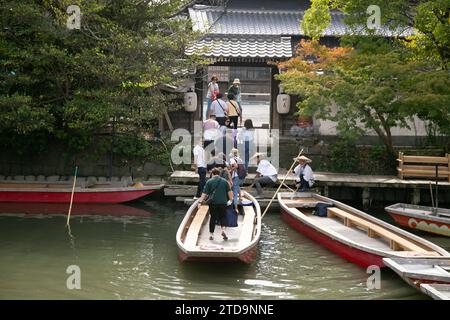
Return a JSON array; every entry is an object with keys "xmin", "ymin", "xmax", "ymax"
[{"xmin": 313, "ymin": 202, "xmax": 334, "ymax": 217}]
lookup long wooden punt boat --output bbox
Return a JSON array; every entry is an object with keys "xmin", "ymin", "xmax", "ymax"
[
  {"xmin": 420, "ymin": 284, "xmax": 450, "ymax": 300},
  {"xmin": 176, "ymin": 191, "xmax": 261, "ymax": 264},
  {"xmin": 0, "ymin": 202, "xmax": 154, "ymax": 217},
  {"xmin": 0, "ymin": 181, "xmax": 163, "ymax": 204},
  {"xmin": 278, "ymin": 192, "xmax": 450, "ymax": 267},
  {"xmin": 383, "ymin": 258, "xmax": 450, "ymax": 288},
  {"xmin": 385, "ymin": 203, "xmax": 450, "ymax": 237}
]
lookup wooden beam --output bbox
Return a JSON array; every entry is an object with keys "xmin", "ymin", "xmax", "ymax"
[{"xmin": 164, "ymin": 110, "xmax": 174, "ymax": 132}]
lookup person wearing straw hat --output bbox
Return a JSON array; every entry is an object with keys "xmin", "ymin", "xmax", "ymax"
[
  {"xmin": 251, "ymin": 153, "xmax": 278, "ymax": 199},
  {"xmin": 292, "ymin": 155, "xmax": 315, "ymax": 192}
]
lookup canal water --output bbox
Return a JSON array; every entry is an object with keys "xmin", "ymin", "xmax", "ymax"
[{"xmin": 1, "ymin": 199, "xmax": 449, "ymax": 300}]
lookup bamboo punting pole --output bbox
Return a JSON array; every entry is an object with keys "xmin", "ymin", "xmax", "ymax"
[
  {"xmin": 261, "ymin": 148, "xmax": 303, "ymax": 219},
  {"xmin": 66, "ymin": 166, "xmax": 78, "ymax": 236}
]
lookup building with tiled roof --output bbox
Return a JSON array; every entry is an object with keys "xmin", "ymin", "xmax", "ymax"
[
  {"xmin": 164, "ymin": 0, "xmax": 415, "ymax": 137},
  {"xmin": 186, "ymin": 1, "xmax": 411, "ymax": 62}
]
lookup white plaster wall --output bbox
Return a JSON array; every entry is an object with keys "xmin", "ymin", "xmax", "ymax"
[{"xmin": 314, "ymin": 103, "xmax": 428, "ymax": 136}]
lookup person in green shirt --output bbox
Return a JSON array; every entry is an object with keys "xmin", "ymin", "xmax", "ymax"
[{"xmin": 198, "ymin": 167, "xmax": 233, "ymax": 241}]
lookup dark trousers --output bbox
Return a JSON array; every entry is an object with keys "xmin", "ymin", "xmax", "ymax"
[
  {"xmin": 254, "ymin": 176, "xmax": 275, "ymax": 196},
  {"xmin": 209, "ymin": 204, "xmax": 226, "ymax": 233},
  {"xmin": 229, "ymin": 116, "xmax": 239, "ymax": 129},
  {"xmin": 216, "ymin": 117, "xmax": 226, "ymax": 126},
  {"xmin": 196, "ymin": 167, "xmax": 207, "ymax": 197},
  {"xmin": 295, "ymin": 175, "xmax": 310, "ymax": 192},
  {"xmin": 244, "ymin": 140, "xmax": 249, "ymax": 170}
]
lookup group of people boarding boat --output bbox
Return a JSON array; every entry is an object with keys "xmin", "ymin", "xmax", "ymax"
[{"xmin": 192, "ymin": 128, "xmax": 315, "ymax": 242}]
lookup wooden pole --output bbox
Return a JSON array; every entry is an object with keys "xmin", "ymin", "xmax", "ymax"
[
  {"xmin": 66, "ymin": 166, "xmax": 78, "ymax": 229},
  {"xmin": 435, "ymin": 164, "xmax": 439, "ymax": 212},
  {"xmin": 261, "ymin": 148, "xmax": 303, "ymax": 219},
  {"xmin": 429, "ymin": 182, "xmax": 435, "ymax": 209}
]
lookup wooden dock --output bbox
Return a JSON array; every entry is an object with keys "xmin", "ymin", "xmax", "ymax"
[
  {"xmin": 166, "ymin": 170, "xmax": 450, "ymax": 207},
  {"xmin": 169, "ymin": 170, "xmax": 450, "ymax": 188}
]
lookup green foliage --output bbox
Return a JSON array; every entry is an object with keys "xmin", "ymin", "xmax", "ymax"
[
  {"xmin": 329, "ymin": 139, "xmax": 359, "ymax": 172},
  {"xmin": 278, "ymin": 39, "xmax": 450, "ymax": 156},
  {"xmin": 329, "ymin": 142, "xmax": 397, "ymax": 174},
  {"xmin": 303, "ymin": 0, "xmax": 450, "ymax": 68},
  {"xmin": 301, "ymin": 0, "xmax": 331, "ymax": 40},
  {"xmin": 0, "ymin": 0, "xmax": 200, "ymax": 162}
]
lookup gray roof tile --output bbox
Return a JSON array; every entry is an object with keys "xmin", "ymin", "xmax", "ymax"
[
  {"xmin": 189, "ymin": 5, "xmax": 412, "ymax": 37},
  {"xmin": 186, "ymin": 36, "xmax": 292, "ymax": 58}
]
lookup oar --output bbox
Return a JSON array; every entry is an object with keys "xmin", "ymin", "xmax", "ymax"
[
  {"xmin": 281, "ymin": 182, "xmax": 296, "ymax": 192},
  {"xmin": 66, "ymin": 166, "xmax": 78, "ymax": 237},
  {"xmin": 261, "ymin": 148, "xmax": 303, "ymax": 219}
]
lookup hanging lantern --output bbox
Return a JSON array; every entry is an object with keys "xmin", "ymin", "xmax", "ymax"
[
  {"xmin": 277, "ymin": 94, "xmax": 290, "ymax": 114},
  {"xmin": 184, "ymin": 91, "xmax": 197, "ymax": 112}
]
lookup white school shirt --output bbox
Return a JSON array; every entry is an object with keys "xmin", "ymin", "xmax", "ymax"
[
  {"xmin": 193, "ymin": 145, "xmax": 206, "ymax": 168},
  {"xmin": 256, "ymin": 159, "xmax": 278, "ymax": 182},
  {"xmin": 293, "ymin": 164, "xmax": 315, "ymax": 187},
  {"xmin": 211, "ymin": 99, "xmax": 227, "ymax": 117}
]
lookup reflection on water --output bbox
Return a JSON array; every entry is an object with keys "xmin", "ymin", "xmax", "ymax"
[
  {"xmin": 0, "ymin": 202, "xmax": 154, "ymax": 217},
  {"xmin": 0, "ymin": 200, "xmax": 449, "ymax": 300}
]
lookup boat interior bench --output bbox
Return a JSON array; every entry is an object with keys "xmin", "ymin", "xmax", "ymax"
[
  {"xmin": 397, "ymin": 152, "xmax": 450, "ymax": 181},
  {"xmin": 239, "ymin": 206, "xmax": 256, "ymax": 245},
  {"xmin": 283, "ymin": 198, "xmax": 321, "ymax": 208},
  {"xmin": 327, "ymin": 207, "xmax": 429, "ymax": 253},
  {"xmin": 184, "ymin": 206, "xmax": 209, "ymax": 248}
]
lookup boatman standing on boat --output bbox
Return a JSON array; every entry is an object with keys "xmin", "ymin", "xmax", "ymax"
[
  {"xmin": 293, "ymin": 155, "xmax": 315, "ymax": 192},
  {"xmin": 198, "ymin": 168, "xmax": 233, "ymax": 241}
]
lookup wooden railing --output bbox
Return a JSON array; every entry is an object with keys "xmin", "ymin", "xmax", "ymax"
[{"xmin": 397, "ymin": 152, "xmax": 450, "ymax": 182}]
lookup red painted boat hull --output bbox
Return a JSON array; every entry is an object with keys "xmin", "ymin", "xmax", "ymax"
[
  {"xmin": 178, "ymin": 245, "xmax": 257, "ymax": 264},
  {"xmin": 281, "ymin": 209, "xmax": 385, "ymax": 268},
  {"xmin": 388, "ymin": 212, "xmax": 450, "ymax": 237},
  {"xmin": 0, "ymin": 202, "xmax": 154, "ymax": 217},
  {"xmin": 0, "ymin": 188, "xmax": 158, "ymax": 204}
]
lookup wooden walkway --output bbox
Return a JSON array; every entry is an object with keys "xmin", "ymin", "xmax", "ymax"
[
  {"xmin": 169, "ymin": 170, "xmax": 450, "ymax": 188},
  {"xmin": 167, "ymin": 170, "xmax": 450, "ymax": 207}
]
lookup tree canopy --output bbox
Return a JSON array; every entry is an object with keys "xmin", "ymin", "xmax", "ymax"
[
  {"xmin": 303, "ymin": 0, "xmax": 450, "ymax": 69},
  {"xmin": 278, "ymin": 0, "xmax": 450, "ymax": 155},
  {"xmin": 0, "ymin": 0, "xmax": 199, "ymax": 158},
  {"xmin": 277, "ymin": 39, "xmax": 450, "ymax": 155}
]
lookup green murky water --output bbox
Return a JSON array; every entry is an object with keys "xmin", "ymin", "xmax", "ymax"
[{"xmin": 0, "ymin": 199, "xmax": 449, "ymax": 300}]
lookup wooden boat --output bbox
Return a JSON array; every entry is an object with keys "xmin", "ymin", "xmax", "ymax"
[
  {"xmin": 176, "ymin": 191, "xmax": 261, "ymax": 264},
  {"xmin": 0, "ymin": 182, "xmax": 163, "ymax": 204},
  {"xmin": 278, "ymin": 192, "xmax": 450, "ymax": 267},
  {"xmin": 385, "ymin": 203, "xmax": 450, "ymax": 237},
  {"xmin": 383, "ymin": 257, "xmax": 450, "ymax": 288},
  {"xmin": 0, "ymin": 202, "xmax": 154, "ymax": 217},
  {"xmin": 420, "ymin": 284, "xmax": 450, "ymax": 300}
]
